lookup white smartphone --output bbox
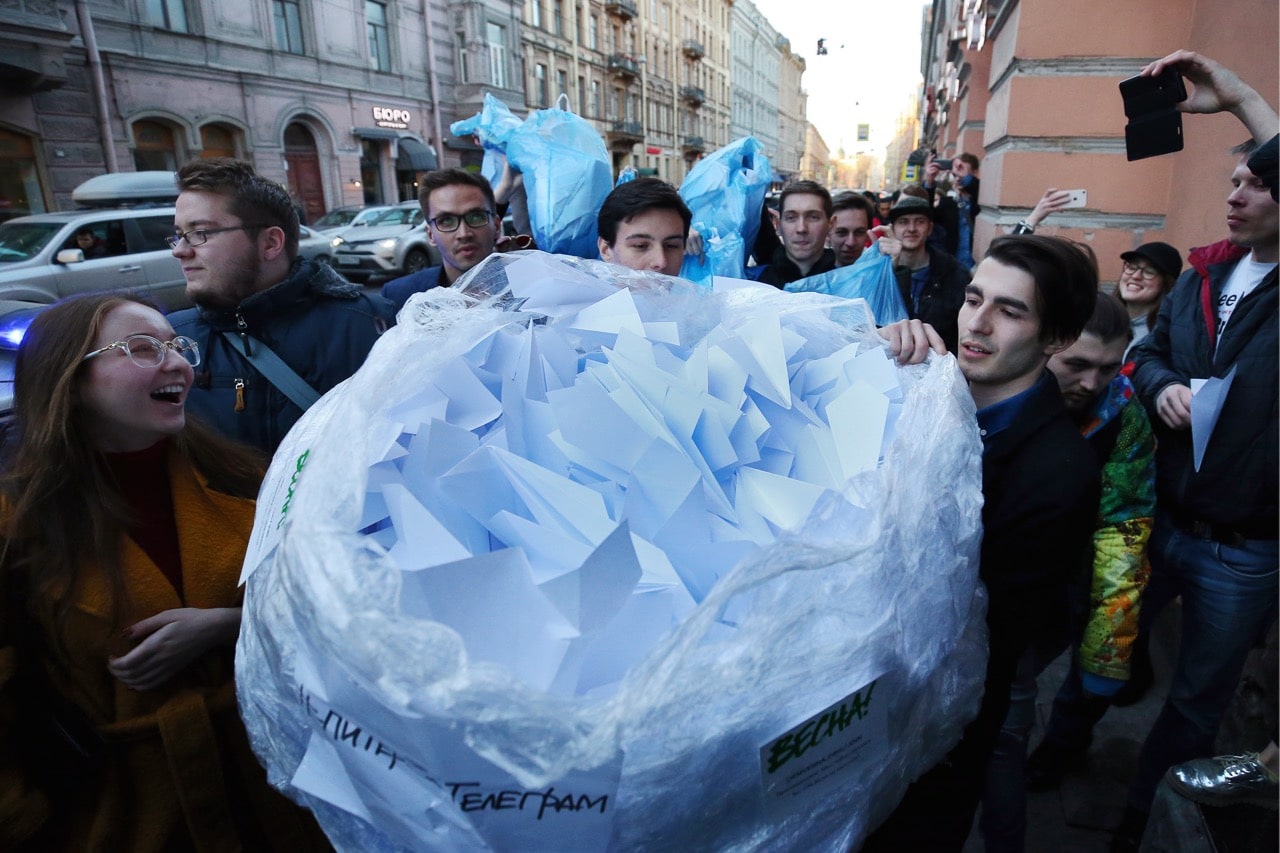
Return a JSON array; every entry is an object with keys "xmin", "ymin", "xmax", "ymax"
[{"xmin": 1062, "ymin": 189, "xmax": 1088, "ymax": 209}]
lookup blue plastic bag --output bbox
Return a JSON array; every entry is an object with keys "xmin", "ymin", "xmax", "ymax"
[
  {"xmin": 450, "ymin": 94, "xmax": 525, "ymax": 189},
  {"xmin": 615, "ymin": 165, "xmax": 638, "ymax": 187},
  {"xmin": 449, "ymin": 92, "xmax": 522, "ymax": 149},
  {"xmin": 679, "ymin": 137, "xmax": 773, "ymax": 284},
  {"xmin": 785, "ymin": 242, "xmax": 908, "ymax": 325},
  {"xmin": 504, "ymin": 97, "xmax": 613, "ymax": 258}
]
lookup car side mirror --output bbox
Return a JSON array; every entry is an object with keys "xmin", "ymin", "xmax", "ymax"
[{"xmin": 55, "ymin": 248, "xmax": 85, "ymax": 264}]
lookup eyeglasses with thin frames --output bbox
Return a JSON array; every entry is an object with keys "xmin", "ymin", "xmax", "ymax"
[
  {"xmin": 1121, "ymin": 261, "xmax": 1160, "ymax": 280},
  {"xmin": 83, "ymin": 334, "xmax": 202, "ymax": 368},
  {"xmin": 428, "ymin": 209, "xmax": 493, "ymax": 232},
  {"xmin": 164, "ymin": 224, "xmax": 269, "ymax": 250}
]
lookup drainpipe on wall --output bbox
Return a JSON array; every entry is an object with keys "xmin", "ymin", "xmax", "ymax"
[
  {"xmin": 74, "ymin": 0, "xmax": 118, "ymax": 173},
  {"xmin": 421, "ymin": 0, "xmax": 445, "ymax": 163}
]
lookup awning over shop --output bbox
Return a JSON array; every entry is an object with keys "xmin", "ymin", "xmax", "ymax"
[
  {"xmin": 396, "ymin": 136, "xmax": 438, "ymax": 171},
  {"xmin": 352, "ymin": 126, "xmax": 401, "ymax": 140}
]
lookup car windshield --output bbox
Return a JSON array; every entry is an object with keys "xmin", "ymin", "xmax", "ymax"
[
  {"xmin": 0, "ymin": 222, "xmax": 62, "ymax": 263},
  {"xmin": 311, "ymin": 209, "xmax": 359, "ymax": 229},
  {"xmin": 370, "ymin": 207, "xmax": 416, "ymax": 226}
]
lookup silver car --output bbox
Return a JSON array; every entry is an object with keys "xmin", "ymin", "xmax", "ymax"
[
  {"xmin": 329, "ymin": 202, "xmax": 431, "ymax": 282},
  {"xmin": 0, "ymin": 207, "xmax": 188, "ymax": 309}
]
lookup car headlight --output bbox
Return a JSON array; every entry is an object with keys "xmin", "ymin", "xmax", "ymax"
[
  {"xmin": 375, "ymin": 238, "xmax": 398, "ymax": 249},
  {"xmin": 330, "ymin": 237, "xmax": 345, "ymax": 248}
]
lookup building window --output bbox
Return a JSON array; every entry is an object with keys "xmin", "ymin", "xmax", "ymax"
[
  {"xmin": 588, "ymin": 15, "xmax": 597, "ymax": 50},
  {"xmin": 487, "ymin": 22, "xmax": 506, "ymax": 88},
  {"xmin": 200, "ymin": 123, "xmax": 238, "ymax": 158},
  {"xmin": 530, "ymin": 0, "xmax": 541, "ymax": 28},
  {"xmin": 366, "ymin": 1, "xmax": 391, "ymax": 72},
  {"xmin": 556, "ymin": 69, "xmax": 568, "ymax": 104},
  {"xmin": 457, "ymin": 30, "xmax": 472, "ymax": 82},
  {"xmin": 145, "ymin": 0, "xmax": 188, "ymax": 31},
  {"xmin": 273, "ymin": 0, "xmax": 305, "ymax": 54},
  {"xmin": 535, "ymin": 63, "xmax": 548, "ymax": 107},
  {"xmin": 553, "ymin": 0, "xmax": 563, "ymax": 36},
  {"xmin": 132, "ymin": 120, "xmax": 179, "ymax": 171},
  {"xmin": 0, "ymin": 128, "xmax": 46, "ymax": 219},
  {"xmin": 577, "ymin": 75, "xmax": 586, "ymax": 115},
  {"xmin": 590, "ymin": 80, "xmax": 601, "ymax": 117}
]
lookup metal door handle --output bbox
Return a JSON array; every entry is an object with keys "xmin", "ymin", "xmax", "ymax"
[{"xmin": 117, "ymin": 265, "xmax": 142, "ymax": 272}]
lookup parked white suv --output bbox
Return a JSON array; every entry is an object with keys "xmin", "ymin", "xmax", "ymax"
[{"xmin": 329, "ymin": 201, "xmax": 438, "ymax": 282}]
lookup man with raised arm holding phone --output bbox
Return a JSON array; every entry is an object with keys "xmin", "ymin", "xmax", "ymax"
[{"xmin": 1111, "ymin": 49, "xmax": 1279, "ymax": 852}]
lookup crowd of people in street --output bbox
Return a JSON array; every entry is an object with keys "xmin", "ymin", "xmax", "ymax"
[{"xmin": 0, "ymin": 46, "xmax": 1274, "ymax": 852}]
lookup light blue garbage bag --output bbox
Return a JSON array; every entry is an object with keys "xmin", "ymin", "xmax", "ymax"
[
  {"xmin": 679, "ymin": 137, "xmax": 773, "ymax": 284},
  {"xmin": 785, "ymin": 241, "xmax": 908, "ymax": 326},
  {"xmin": 505, "ymin": 96, "xmax": 612, "ymax": 258},
  {"xmin": 451, "ymin": 94, "xmax": 525, "ymax": 190}
]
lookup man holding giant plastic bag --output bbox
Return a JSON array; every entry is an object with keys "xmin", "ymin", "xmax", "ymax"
[{"xmin": 864, "ymin": 235, "xmax": 1101, "ymax": 851}]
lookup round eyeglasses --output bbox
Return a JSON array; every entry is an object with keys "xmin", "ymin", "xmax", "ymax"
[
  {"xmin": 428, "ymin": 209, "xmax": 493, "ymax": 232},
  {"xmin": 82, "ymin": 334, "xmax": 201, "ymax": 368},
  {"xmin": 1121, "ymin": 261, "xmax": 1160, "ymax": 280}
]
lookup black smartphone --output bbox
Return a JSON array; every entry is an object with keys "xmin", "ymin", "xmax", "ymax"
[
  {"xmin": 934, "ymin": 158, "xmax": 954, "ymax": 171},
  {"xmin": 1125, "ymin": 112, "xmax": 1184, "ymax": 161},
  {"xmin": 1120, "ymin": 68, "xmax": 1188, "ymax": 161},
  {"xmin": 1119, "ymin": 68, "xmax": 1188, "ymax": 118}
]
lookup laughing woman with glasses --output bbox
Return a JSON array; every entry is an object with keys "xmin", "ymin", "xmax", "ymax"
[{"xmin": 0, "ymin": 294, "xmax": 326, "ymax": 850}]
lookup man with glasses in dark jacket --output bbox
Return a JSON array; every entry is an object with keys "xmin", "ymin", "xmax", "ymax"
[
  {"xmin": 382, "ymin": 169, "xmax": 503, "ymax": 311},
  {"xmin": 168, "ymin": 158, "xmax": 392, "ymax": 453}
]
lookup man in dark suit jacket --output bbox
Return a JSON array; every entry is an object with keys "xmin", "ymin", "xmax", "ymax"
[
  {"xmin": 865, "ymin": 235, "xmax": 1100, "ymax": 852},
  {"xmin": 382, "ymin": 169, "xmax": 501, "ymax": 311}
]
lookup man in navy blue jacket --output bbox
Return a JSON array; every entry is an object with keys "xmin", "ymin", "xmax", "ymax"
[
  {"xmin": 382, "ymin": 169, "xmax": 502, "ymax": 311},
  {"xmin": 865, "ymin": 235, "xmax": 1100, "ymax": 851}
]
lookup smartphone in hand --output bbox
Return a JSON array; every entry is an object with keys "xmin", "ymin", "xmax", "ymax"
[
  {"xmin": 1061, "ymin": 189, "xmax": 1088, "ymax": 209},
  {"xmin": 1120, "ymin": 68, "xmax": 1188, "ymax": 161}
]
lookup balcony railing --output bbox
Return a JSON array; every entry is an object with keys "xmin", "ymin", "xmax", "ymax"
[
  {"xmin": 604, "ymin": 0, "xmax": 637, "ymax": 20},
  {"xmin": 679, "ymin": 85, "xmax": 705, "ymax": 105},
  {"xmin": 682, "ymin": 135, "xmax": 705, "ymax": 152},
  {"xmin": 682, "ymin": 39, "xmax": 705, "ymax": 60},
  {"xmin": 610, "ymin": 121, "xmax": 643, "ymax": 138},
  {"xmin": 608, "ymin": 54, "xmax": 639, "ymax": 78}
]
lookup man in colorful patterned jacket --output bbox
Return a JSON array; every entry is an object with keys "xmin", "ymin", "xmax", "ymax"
[{"xmin": 982, "ymin": 291, "xmax": 1157, "ymax": 851}]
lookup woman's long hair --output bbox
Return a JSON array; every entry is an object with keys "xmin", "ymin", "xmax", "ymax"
[{"xmin": 1, "ymin": 293, "xmax": 264, "ymax": 633}]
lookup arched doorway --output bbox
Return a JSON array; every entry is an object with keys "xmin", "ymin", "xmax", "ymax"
[
  {"xmin": 283, "ymin": 122, "xmax": 326, "ymax": 224},
  {"xmin": 132, "ymin": 120, "xmax": 179, "ymax": 171},
  {"xmin": 200, "ymin": 123, "xmax": 240, "ymax": 159}
]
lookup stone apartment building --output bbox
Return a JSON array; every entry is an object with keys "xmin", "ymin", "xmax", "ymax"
[
  {"xmin": 517, "ymin": 0, "xmax": 734, "ymax": 182},
  {"xmin": 2, "ymin": 0, "xmax": 809, "ymax": 219}
]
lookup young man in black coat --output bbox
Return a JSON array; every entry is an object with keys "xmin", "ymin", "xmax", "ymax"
[{"xmin": 865, "ymin": 235, "xmax": 1100, "ymax": 851}]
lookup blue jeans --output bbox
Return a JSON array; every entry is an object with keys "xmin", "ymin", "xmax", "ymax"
[{"xmin": 1127, "ymin": 512, "xmax": 1278, "ymax": 813}]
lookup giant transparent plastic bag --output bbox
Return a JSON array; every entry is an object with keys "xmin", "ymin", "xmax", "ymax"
[
  {"xmin": 237, "ymin": 252, "xmax": 988, "ymax": 851},
  {"xmin": 504, "ymin": 99, "xmax": 612, "ymax": 258},
  {"xmin": 679, "ymin": 137, "xmax": 774, "ymax": 284},
  {"xmin": 785, "ymin": 242, "xmax": 909, "ymax": 326}
]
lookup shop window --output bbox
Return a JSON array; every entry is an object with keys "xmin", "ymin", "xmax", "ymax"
[
  {"xmin": 132, "ymin": 120, "xmax": 179, "ymax": 172},
  {"xmin": 0, "ymin": 128, "xmax": 46, "ymax": 221}
]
